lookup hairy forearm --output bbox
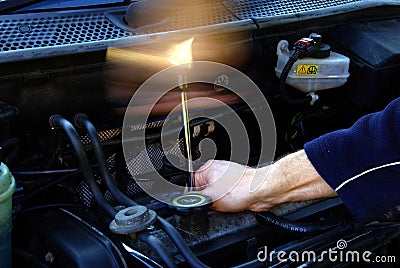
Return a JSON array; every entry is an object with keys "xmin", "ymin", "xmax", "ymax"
[{"xmin": 248, "ymin": 150, "xmax": 337, "ymax": 212}]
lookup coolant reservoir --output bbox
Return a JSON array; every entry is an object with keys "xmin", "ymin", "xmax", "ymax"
[
  {"xmin": 275, "ymin": 40, "xmax": 350, "ymax": 93},
  {"xmin": 0, "ymin": 163, "xmax": 15, "ymax": 268}
]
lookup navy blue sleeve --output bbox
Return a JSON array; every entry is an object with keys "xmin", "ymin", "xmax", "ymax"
[{"xmin": 304, "ymin": 97, "xmax": 400, "ymax": 221}]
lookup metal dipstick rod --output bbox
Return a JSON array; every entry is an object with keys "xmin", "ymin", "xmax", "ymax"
[{"xmin": 179, "ymin": 75, "xmax": 195, "ymax": 191}]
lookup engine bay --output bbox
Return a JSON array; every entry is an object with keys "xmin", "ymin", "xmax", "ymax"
[{"xmin": 1, "ymin": 1, "xmax": 400, "ymax": 267}]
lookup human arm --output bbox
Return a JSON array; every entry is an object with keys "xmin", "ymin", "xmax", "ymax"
[
  {"xmin": 195, "ymin": 97, "xmax": 400, "ymax": 221},
  {"xmin": 194, "ymin": 150, "xmax": 337, "ymax": 212}
]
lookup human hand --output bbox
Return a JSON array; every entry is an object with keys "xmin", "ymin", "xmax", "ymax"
[
  {"xmin": 193, "ymin": 150, "xmax": 337, "ymax": 213},
  {"xmin": 193, "ymin": 160, "xmax": 259, "ymax": 212}
]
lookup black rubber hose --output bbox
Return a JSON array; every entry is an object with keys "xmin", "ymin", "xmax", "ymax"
[
  {"xmin": 0, "ymin": 137, "xmax": 21, "ymax": 165},
  {"xmin": 49, "ymin": 115, "xmax": 116, "ymax": 217},
  {"xmin": 279, "ymin": 50, "xmax": 312, "ymax": 105},
  {"xmin": 74, "ymin": 113, "xmax": 137, "ymax": 207},
  {"xmin": 138, "ymin": 216, "xmax": 199, "ymax": 268},
  {"xmin": 14, "ymin": 171, "xmax": 81, "ymax": 206},
  {"xmin": 126, "ymin": 247, "xmax": 164, "ymax": 268},
  {"xmin": 138, "ymin": 232, "xmax": 178, "ymax": 268},
  {"xmin": 13, "ymin": 168, "xmax": 80, "ymax": 175},
  {"xmin": 156, "ymin": 217, "xmax": 209, "ymax": 268},
  {"xmin": 255, "ymin": 211, "xmax": 342, "ymax": 235}
]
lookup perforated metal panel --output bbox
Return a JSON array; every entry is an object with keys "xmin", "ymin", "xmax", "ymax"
[
  {"xmin": 0, "ymin": 11, "xmax": 132, "ymax": 53},
  {"xmin": 124, "ymin": 0, "xmax": 365, "ymax": 33},
  {"xmin": 230, "ymin": 0, "xmax": 362, "ymax": 19},
  {"xmin": 76, "ymin": 180, "xmax": 94, "ymax": 207},
  {"xmin": 0, "ymin": 0, "xmax": 381, "ymax": 61},
  {"xmin": 126, "ymin": 143, "xmax": 165, "ymax": 175},
  {"xmin": 80, "ymin": 128, "xmax": 122, "ymax": 146},
  {"xmin": 152, "ymin": 1, "xmax": 237, "ymax": 33},
  {"xmin": 127, "ymin": 119, "xmax": 164, "ymax": 132}
]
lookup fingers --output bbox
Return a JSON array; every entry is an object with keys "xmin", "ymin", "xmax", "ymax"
[
  {"xmin": 192, "ymin": 184, "xmax": 207, "ymax": 191},
  {"xmin": 191, "ymin": 160, "xmax": 252, "ymax": 213},
  {"xmin": 193, "ymin": 159, "xmax": 215, "ymax": 187},
  {"xmin": 187, "ymin": 188, "xmax": 219, "ymax": 211}
]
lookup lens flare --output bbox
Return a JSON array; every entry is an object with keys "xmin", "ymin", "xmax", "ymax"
[{"xmin": 167, "ymin": 37, "xmax": 194, "ymax": 66}]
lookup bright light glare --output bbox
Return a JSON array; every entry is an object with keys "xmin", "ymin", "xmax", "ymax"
[{"xmin": 167, "ymin": 37, "xmax": 194, "ymax": 65}]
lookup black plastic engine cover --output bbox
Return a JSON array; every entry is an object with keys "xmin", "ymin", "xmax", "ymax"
[
  {"xmin": 13, "ymin": 209, "xmax": 126, "ymax": 268},
  {"xmin": 329, "ymin": 19, "xmax": 400, "ymax": 109}
]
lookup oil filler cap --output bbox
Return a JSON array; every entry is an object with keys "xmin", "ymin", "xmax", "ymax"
[{"xmin": 170, "ymin": 193, "xmax": 212, "ymax": 216}]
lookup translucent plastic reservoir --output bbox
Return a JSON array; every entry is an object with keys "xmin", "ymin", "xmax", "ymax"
[
  {"xmin": 275, "ymin": 40, "xmax": 350, "ymax": 93},
  {"xmin": 0, "ymin": 163, "xmax": 15, "ymax": 268}
]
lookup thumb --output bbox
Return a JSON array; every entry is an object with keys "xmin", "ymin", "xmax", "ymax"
[{"xmin": 186, "ymin": 188, "xmax": 214, "ymax": 203}]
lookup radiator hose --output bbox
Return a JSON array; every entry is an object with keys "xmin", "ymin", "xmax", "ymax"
[
  {"xmin": 49, "ymin": 115, "xmax": 116, "ymax": 217},
  {"xmin": 74, "ymin": 114, "xmax": 137, "ymax": 207}
]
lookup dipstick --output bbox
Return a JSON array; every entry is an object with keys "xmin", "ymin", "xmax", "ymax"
[{"xmin": 179, "ymin": 75, "xmax": 195, "ymax": 191}]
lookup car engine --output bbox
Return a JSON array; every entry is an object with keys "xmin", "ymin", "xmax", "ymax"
[{"xmin": 0, "ymin": 1, "xmax": 400, "ymax": 267}]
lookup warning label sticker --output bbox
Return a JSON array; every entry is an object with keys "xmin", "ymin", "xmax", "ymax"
[{"xmin": 296, "ymin": 65, "xmax": 319, "ymax": 75}]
